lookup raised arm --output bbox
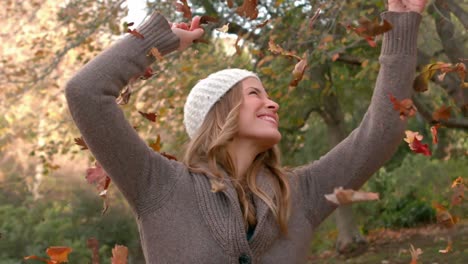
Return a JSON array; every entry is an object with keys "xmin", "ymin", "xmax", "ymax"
[
  {"xmin": 295, "ymin": 1, "xmax": 426, "ymax": 227},
  {"xmin": 65, "ymin": 12, "xmax": 203, "ymax": 214}
]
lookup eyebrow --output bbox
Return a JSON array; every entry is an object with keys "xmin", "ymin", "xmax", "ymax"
[{"xmin": 245, "ymin": 86, "xmax": 270, "ymax": 98}]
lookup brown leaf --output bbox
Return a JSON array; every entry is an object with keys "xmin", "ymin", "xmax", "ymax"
[
  {"xmin": 389, "ymin": 93, "xmax": 417, "ymax": 120},
  {"xmin": 74, "ymin": 137, "xmax": 88, "ymax": 150},
  {"xmin": 331, "ymin": 53, "xmax": 340, "ymax": 62},
  {"xmin": 413, "ymin": 62, "xmax": 452, "ymax": 92},
  {"xmin": 324, "ymin": 187, "xmax": 379, "ymax": 205},
  {"xmin": 138, "ymin": 111, "xmax": 158, "ymax": 122},
  {"xmin": 87, "ymin": 238, "xmax": 100, "ymax": 264},
  {"xmin": 200, "ymin": 15, "xmax": 219, "ymax": 24},
  {"xmin": 161, "ymin": 152, "xmax": 178, "ymax": 161},
  {"xmin": 86, "ymin": 161, "xmax": 112, "ymax": 214},
  {"xmin": 432, "ymin": 105, "xmax": 451, "ymax": 122},
  {"xmin": 346, "ymin": 17, "xmax": 392, "ymax": 47},
  {"xmin": 433, "ymin": 203, "xmax": 458, "ymax": 229},
  {"xmin": 127, "ymin": 29, "xmax": 144, "ymax": 39},
  {"xmin": 234, "ymin": 34, "xmax": 242, "ymax": 55},
  {"xmin": 175, "ymin": 0, "xmax": 192, "ymax": 20},
  {"xmin": 255, "ymin": 19, "xmax": 270, "ymax": 29},
  {"xmin": 290, "ymin": 54, "xmax": 308, "ymax": 87},
  {"xmin": 236, "ymin": 0, "xmax": 258, "ymax": 20},
  {"xmin": 430, "ymin": 124, "xmax": 440, "ymax": 144},
  {"xmin": 451, "ymin": 177, "xmax": 465, "ymax": 206},
  {"xmin": 226, "ymin": 0, "xmax": 234, "ymax": 8},
  {"xmin": 404, "ymin": 130, "xmax": 432, "ymax": 156},
  {"xmin": 111, "ymin": 245, "xmax": 128, "ymax": 264},
  {"xmin": 309, "ymin": 8, "xmax": 321, "ymax": 29},
  {"xmin": 149, "ymin": 134, "xmax": 161, "ymax": 152}
]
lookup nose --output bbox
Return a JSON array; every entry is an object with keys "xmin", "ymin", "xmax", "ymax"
[{"xmin": 266, "ymin": 98, "xmax": 279, "ymax": 112}]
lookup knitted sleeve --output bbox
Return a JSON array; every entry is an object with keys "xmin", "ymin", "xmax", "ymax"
[
  {"xmin": 65, "ymin": 12, "xmax": 182, "ymax": 214},
  {"xmin": 294, "ymin": 12, "xmax": 422, "ymax": 227}
]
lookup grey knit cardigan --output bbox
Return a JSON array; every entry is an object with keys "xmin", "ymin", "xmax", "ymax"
[{"xmin": 65, "ymin": 11, "xmax": 421, "ymax": 264}]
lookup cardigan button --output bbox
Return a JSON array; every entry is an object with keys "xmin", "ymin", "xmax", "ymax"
[{"xmin": 238, "ymin": 254, "xmax": 251, "ymax": 264}]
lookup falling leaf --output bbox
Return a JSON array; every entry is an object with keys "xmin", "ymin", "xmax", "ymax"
[
  {"xmin": 268, "ymin": 39, "xmax": 300, "ymax": 59},
  {"xmin": 324, "ymin": 187, "xmax": 379, "ymax": 205},
  {"xmin": 24, "ymin": 246, "xmax": 73, "ymax": 264},
  {"xmin": 409, "ymin": 244, "xmax": 423, "ymax": 264},
  {"xmin": 234, "ymin": 34, "xmax": 242, "ymax": 55},
  {"xmin": 74, "ymin": 137, "xmax": 88, "ymax": 150},
  {"xmin": 140, "ymin": 67, "xmax": 157, "ymax": 80},
  {"xmin": 226, "ymin": 0, "xmax": 234, "ymax": 8},
  {"xmin": 210, "ymin": 178, "xmax": 227, "ymax": 192},
  {"xmin": 236, "ymin": 0, "xmax": 258, "ymax": 20},
  {"xmin": 149, "ymin": 134, "xmax": 161, "ymax": 152},
  {"xmin": 389, "ymin": 93, "xmax": 417, "ymax": 120},
  {"xmin": 413, "ymin": 62, "xmax": 452, "ymax": 92},
  {"xmin": 331, "ymin": 53, "xmax": 340, "ymax": 62},
  {"xmin": 122, "ymin": 22, "xmax": 134, "ymax": 33},
  {"xmin": 430, "ymin": 124, "xmax": 440, "ymax": 144},
  {"xmin": 216, "ymin": 23, "xmax": 230, "ymax": 33},
  {"xmin": 200, "ymin": 15, "xmax": 219, "ymax": 24},
  {"xmin": 111, "ymin": 245, "xmax": 128, "ymax": 264},
  {"xmin": 86, "ymin": 161, "xmax": 112, "ymax": 214},
  {"xmin": 309, "ymin": 8, "xmax": 321, "ymax": 29},
  {"xmin": 433, "ymin": 203, "xmax": 458, "ymax": 229},
  {"xmin": 404, "ymin": 130, "xmax": 431, "ymax": 156},
  {"xmin": 127, "ymin": 29, "xmax": 144, "ymax": 39},
  {"xmin": 432, "ymin": 105, "xmax": 451, "ymax": 122},
  {"xmin": 451, "ymin": 177, "xmax": 465, "ymax": 206},
  {"xmin": 148, "ymin": 47, "xmax": 164, "ymax": 61},
  {"xmin": 138, "ymin": 111, "xmax": 157, "ymax": 122},
  {"xmin": 255, "ymin": 19, "xmax": 270, "ymax": 29},
  {"xmin": 347, "ymin": 17, "xmax": 392, "ymax": 47},
  {"xmin": 438, "ymin": 238, "xmax": 453, "ymax": 254},
  {"xmin": 175, "ymin": 0, "xmax": 192, "ymax": 20},
  {"xmin": 161, "ymin": 152, "xmax": 178, "ymax": 161},
  {"xmin": 290, "ymin": 54, "xmax": 308, "ymax": 87},
  {"xmin": 87, "ymin": 238, "xmax": 100, "ymax": 264}
]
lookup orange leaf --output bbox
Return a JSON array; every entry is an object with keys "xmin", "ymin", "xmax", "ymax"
[
  {"xmin": 74, "ymin": 137, "xmax": 88, "ymax": 150},
  {"xmin": 87, "ymin": 238, "xmax": 99, "ymax": 264},
  {"xmin": 86, "ymin": 161, "xmax": 112, "ymax": 214},
  {"xmin": 430, "ymin": 124, "xmax": 440, "ymax": 144},
  {"xmin": 47, "ymin": 247, "xmax": 72, "ymax": 262},
  {"xmin": 438, "ymin": 239, "xmax": 453, "ymax": 254},
  {"xmin": 175, "ymin": 0, "xmax": 192, "ymax": 19},
  {"xmin": 161, "ymin": 152, "xmax": 178, "ymax": 161},
  {"xmin": 127, "ymin": 29, "xmax": 144, "ymax": 39},
  {"xmin": 148, "ymin": 47, "xmax": 164, "ymax": 61},
  {"xmin": 24, "ymin": 255, "xmax": 51, "ymax": 263},
  {"xmin": 111, "ymin": 245, "xmax": 128, "ymax": 264},
  {"xmin": 140, "ymin": 67, "xmax": 157, "ymax": 80},
  {"xmin": 451, "ymin": 177, "xmax": 465, "ymax": 206},
  {"xmin": 331, "ymin": 53, "xmax": 340, "ymax": 62},
  {"xmin": 138, "ymin": 111, "xmax": 158, "ymax": 122},
  {"xmin": 255, "ymin": 19, "xmax": 270, "ymax": 29},
  {"xmin": 268, "ymin": 39, "xmax": 299, "ymax": 60},
  {"xmin": 433, "ymin": 203, "xmax": 458, "ymax": 229},
  {"xmin": 389, "ymin": 93, "xmax": 417, "ymax": 120},
  {"xmin": 409, "ymin": 244, "xmax": 423, "ymax": 264},
  {"xmin": 347, "ymin": 17, "xmax": 392, "ymax": 47},
  {"xmin": 149, "ymin": 134, "xmax": 161, "ymax": 152},
  {"xmin": 236, "ymin": 0, "xmax": 258, "ymax": 20},
  {"xmin": 324, "ymin": 187, "xmax": 379, "ymax": 205},
  {"xmin": 432, "ymin": 105, "xmax": 451, "ymax": 122}
]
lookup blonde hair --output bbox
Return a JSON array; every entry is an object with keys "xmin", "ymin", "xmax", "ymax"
[{"xmin": 183, "ymin": 82, "xmax": 291, "ymax": 235}]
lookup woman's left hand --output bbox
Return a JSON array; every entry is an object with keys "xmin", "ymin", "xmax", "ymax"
[
  {"xmin": 388, "ymin": 0, "xmax": 428, "ymax": 13},
  {"xmin": 171, "ymin": 16, "xmax": 205, "ymax": 51}
]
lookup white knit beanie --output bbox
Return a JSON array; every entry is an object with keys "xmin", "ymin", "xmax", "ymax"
[{"xmin": 183, "ymin": 68, "xmax": 259, "ymax": 138}]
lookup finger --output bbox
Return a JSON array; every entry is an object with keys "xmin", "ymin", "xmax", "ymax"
[
  {"xmin": 190, "ymin": 16, "xmax": 201, "ymax": 31},
  {"xmin": 190, "ymin": 28, "xmax": 204, "ymax": 40}
]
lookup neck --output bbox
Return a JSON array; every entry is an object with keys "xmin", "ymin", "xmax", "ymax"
[{"xmin": 227, "ymin": 138, "xmax": 262, "ymax": 179}]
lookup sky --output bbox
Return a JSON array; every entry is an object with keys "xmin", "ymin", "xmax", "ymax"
[{"xmin": 125, "ymin": 0, "xmax": 147, "ymax": 26}]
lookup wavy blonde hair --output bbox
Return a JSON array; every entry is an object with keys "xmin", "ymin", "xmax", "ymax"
[{"xmin": 183, "ymin": 82, "xmax": 291, "ymax": 235}]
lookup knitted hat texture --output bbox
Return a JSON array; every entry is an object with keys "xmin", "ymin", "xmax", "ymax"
[{"xmin": 184, "ymin": 68, "xmax": 259, "ymax": 138}]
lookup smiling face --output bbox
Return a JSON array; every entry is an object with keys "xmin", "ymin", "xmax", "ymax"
[{"xmin": 235, "ymin": 77, "xmax": 281, "ymax": 151}]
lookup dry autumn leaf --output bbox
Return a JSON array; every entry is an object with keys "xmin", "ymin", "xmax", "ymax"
[
  {"xmin": 111, "ymin": 245, "xmax": 128, "ymax": 264},
  {"xmin": 255, "ymin": 19, "xmax": 270, "ymax": 28},
  {"xmin": 87, "ymin": 238, "xmax": 99, "ymax": 264},
  {"xmin": 86, "ymin": 161, "xmax": 112, "ymax": 214},
  {"xmin": 432, "ymin": 105, "xmax": 451, "ymax": 122},
  {"xmin": 148, "ymin": 47, "xmax": 164, "ymax": 61},
  {"xmin": 409, "ymin": 244, "xmax": 423, "ymax": 264},
  {"xmin": 439, "ymin": 238, "xmax": 453, "ymax": 254},
  {"xmin": 451, "ymin": 177, "xmax": 465, "ymax": 206},
  {"xmin": 138, "ymin": 111, "xmax": 158, "ymax": 122},
  {"xmin": 347, "ymin": 17, "xmax": 392, "ymax": 47},
  {"xmin": 236, "ymin": 0, "xmax": 258, "ymax": 20},
  {"xmin": 389, "ymin": 93, "xmax": 417, "ymax": 120},
  {"xmin": 216, "ymin": 23, "xmax": 230, "ymax": 33},
  {"xmin": 149, "ymin": 134, "xmax": 161, "ymax": 152},
  {"xmin": 74, "ymin": 136, "xmax": 88, "ymax": 150},
  {"xmin": 25, "ymin": 246, "xmax": 73, "ymax": 264},
  {"xmin": 413, "ymin": 62, "xmax": 452, "ymax": 92},
  {"xmin": 433, "ymin": 203, "xmax": 458, "ymax": 229},
  {"xmin": 324, "ymin": 187, "xmax": 379, "ymax": 205},
  {"xmin": 210, "ymin": 178, "xmax": 227, "ymax": 192},
  {"xmin": 404, "ymin": 130, "xmax": 431, "ymax": 156},
  {"xmin": 127, "ymin": 29, "xmax": 144, "ymax": 39},
  {"xmin": 290, "ymin": 54, "xmax": 308, "ymax": 87},
  {"xmin": 430, "ymin": 124, "xmax": 440, "ymax": 144},
  {"xmin": 200, "ymin": 15, "xmax": 219, "ymax": 24},
  {"xmin": 175, "ymin": 0, "xmax": 192, "ymax": 20},
  {"xmin": 309, "ymin": 8, "xmax": 321, "ymax": 29}
]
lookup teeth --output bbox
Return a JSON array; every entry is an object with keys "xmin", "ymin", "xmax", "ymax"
[{"xmin": 259, "ymin": 116, "xmax": 276, "ymax": 124}]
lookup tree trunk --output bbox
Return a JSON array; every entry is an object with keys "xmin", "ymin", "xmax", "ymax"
[{"xmin": 317, "ymin": 65, "xmax": 368, "ymax": 256}]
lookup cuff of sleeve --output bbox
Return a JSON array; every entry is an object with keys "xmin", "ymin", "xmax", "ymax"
[
  {"xmin": 136, "ymin": 12, "xmax": 180, "ymax": 55},
  {"xmin": 381, "ymin": 11, "xmax": 421, "ymax": 56}
]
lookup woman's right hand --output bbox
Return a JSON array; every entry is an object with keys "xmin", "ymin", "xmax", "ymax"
[{"xmin": 171, "ymin": 16, "xmax": 205, "ymax": 51}]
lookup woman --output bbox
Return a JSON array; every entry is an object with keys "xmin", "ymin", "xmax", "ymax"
[{"xmin": 65, "ymin": 0, "xmax": 427, "ymax": 263}]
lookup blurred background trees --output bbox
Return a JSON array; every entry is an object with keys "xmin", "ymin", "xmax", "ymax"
[{"xmin": 0, "ymin": 0, "xmax": 466, "ymax": 262}]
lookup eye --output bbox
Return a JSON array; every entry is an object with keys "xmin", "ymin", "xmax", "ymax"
[{"xmin": 248, "ymin": 90, "xmax": 258, "ymax": 95}]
